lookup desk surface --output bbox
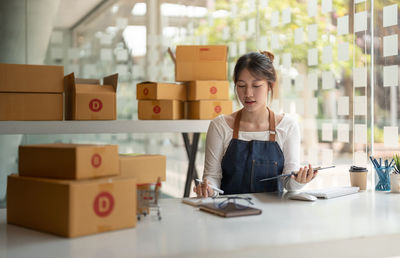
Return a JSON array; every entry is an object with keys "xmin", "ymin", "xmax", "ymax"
[{"xmin": 1, "ymin": 191, "xmax": 400, "ymax": 258}]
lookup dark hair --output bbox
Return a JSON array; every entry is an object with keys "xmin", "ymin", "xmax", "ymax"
[{"xmin": 233, "ymin": 51, "xmax": 277, "ymax": 100}]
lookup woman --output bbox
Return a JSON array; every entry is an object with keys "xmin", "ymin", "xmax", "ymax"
[{"xmin": 194, "ymin": 51, "xmax": 317, "ymax": 197}]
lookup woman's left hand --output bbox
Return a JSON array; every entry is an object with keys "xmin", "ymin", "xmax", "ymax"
[{"xmin": 292, "ymin": 164, "xmax": 317, "ymax": 184}]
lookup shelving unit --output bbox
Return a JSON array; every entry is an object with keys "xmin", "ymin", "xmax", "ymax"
[
  {"xmin": 0, "ymin": 120, "xmax": 212, "ymax": 197},
  {"xmin": 0, "ymin": 120, "xmax": 211, "ymax": 134}
]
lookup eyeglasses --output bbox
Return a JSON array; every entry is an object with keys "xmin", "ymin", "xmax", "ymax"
[{"xmin": 214, "ymin": 196, "xmax": 254, "ymax": 210}]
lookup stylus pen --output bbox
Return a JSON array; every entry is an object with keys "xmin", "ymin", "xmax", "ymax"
[
  {"xmin": 195, "ymin": 179, "xmax": 224, "ymax": 194},
  {"xmin": 259, "ymin": 166, "xmax": 336, "ymax": 182}
]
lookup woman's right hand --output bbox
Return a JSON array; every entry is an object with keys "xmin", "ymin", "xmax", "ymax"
[
  {"xmin": 292, "ymin": 164, "xmax": 317, "ymax": 184},
  {"xmin": 193, "ymin": 178, "xmax": 215, "ymax": 198}
]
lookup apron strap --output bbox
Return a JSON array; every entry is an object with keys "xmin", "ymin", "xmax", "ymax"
[
  {"xmin": 233, "ymin": 109, "xmax": 242, "ymax": 139},
  {"xmin": 232, "ymin": 108, "xmax": 276, "ymax": 141},
  {"xmin": 267, "ymin": 107, "xmax": 276, "ymax": 141}
]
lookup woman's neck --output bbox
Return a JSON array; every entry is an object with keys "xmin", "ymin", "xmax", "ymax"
[{"xmin": 241, "ymin": 106, "xmax": 268, "ymax": 125}]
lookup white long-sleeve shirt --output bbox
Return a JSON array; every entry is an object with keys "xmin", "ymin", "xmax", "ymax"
[{"xmin": 203, "ymin": 114, "xmax": 305, "ymax": 192}]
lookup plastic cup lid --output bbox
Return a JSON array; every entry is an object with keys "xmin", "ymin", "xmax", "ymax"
[{"xmin": 349, "ymin": 165, "xmax": 368, "ymax": 172}]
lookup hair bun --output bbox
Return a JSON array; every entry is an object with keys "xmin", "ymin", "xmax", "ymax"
[{"xmin": 259, "ymin": 50, "xmax": 275, "ymax": 62}]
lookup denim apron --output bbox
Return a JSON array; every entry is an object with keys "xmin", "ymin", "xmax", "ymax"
[{"xmin": 220, "ymin": 108, "xmax": 284, "ymax": 194}]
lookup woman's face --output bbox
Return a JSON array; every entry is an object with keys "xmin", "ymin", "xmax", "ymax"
[{"xmin": 236, "ymin": 68, "xmax": 269, "ymax": 112}]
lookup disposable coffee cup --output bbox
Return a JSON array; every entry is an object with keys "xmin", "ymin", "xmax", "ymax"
[{"xmin": 349, "ymin": 166, "xmax": 368, "ymax": 190}]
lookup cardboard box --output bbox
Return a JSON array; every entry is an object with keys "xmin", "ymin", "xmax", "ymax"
[
  {"xmin": 187, "ymin": 80, "xmax": 230, "ymax": 100},
  {"xmin": 64, "ymin": 73, "xmax": 118, "ymax": 120},
  {"xmin": 138, "ymin": 100, "xmax": 183, "ymax": 120},
  {"xmin": 0, "ymin": 63, "xmax": 64, "ymax": 93},
  {"xmin": 119, "ymin": 154, "xmax": 166, "ymax": 184},
  {"xmin": 175, "ymin": 45, "xmax": 228, "ymax": 82},
  {"xmin": 7, "ymin": 174, "xmax": 136, "ymax": 238},
  {"xmin": 185, "ymin": 100, "xmax": 232, "ymax": 120},
  {"xmin": 136, "ymin": 82, "xmax": 186, "ymax": 100},
  {"xmin": 0, "ymin": 93, "xmax": 63, "ymax": 121},
  {"xmin": 120, "ymin": 155, "xmax": 165, "ymax": 216},
  {"xmin": 19, "ymin": 144, "xmax": 119, "ymax": 180}
]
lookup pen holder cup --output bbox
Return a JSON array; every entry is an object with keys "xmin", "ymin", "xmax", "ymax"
[{"xmin": 374, "ymin": 167, "xmax": 392, "ymax": 191}]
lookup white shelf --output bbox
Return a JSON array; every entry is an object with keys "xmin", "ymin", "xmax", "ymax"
[{"xmin": 0, "ymin": 120, "xmax": 211, "ymax": 134}]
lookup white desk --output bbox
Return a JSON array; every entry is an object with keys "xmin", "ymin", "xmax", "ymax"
[{"xmin": 1, "ymin": 191, "xmax": 400, "ymax": 258}]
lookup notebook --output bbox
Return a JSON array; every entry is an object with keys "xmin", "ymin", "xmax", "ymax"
[
  {"xmin": 199, "ymin": 203, "xmax": 262, "ymax": 217},
  {"xmin": 304, "ymin": 186, "xmax": 360, "ymax": 199}
]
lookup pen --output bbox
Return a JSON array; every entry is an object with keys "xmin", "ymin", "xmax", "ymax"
[
  {"xmin": 259, "ymin": 165, "xmax": 335, "ymax": 182},
  {"xmin": 388, "ymin": 159, "xmax": 394, "ymax": 168},
  {"xmin": 195, "ymin": 179, "xmax": 224, "ymax": 194}
]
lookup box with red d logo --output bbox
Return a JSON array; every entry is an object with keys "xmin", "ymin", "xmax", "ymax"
[
  {"xmin": 7, "ymin": 174, "xmax": 136, "ymax": 238},
  {"xmin": 18, "ymin": 144, "xmax": 119, "ymax": 180},
  {"xmin": 136, "ymin": 82, "xmax": 186, "ymax": 100},
  {"xmin": 138, "ymin": 100, "xmax": 184, "ymax": 120},
  {"xmin": 185, "ymin": 100, "xmax": 232, "ymax": 120},
  {"xmin": 64, "ymin": 73, "xmax": 118, "ymax": 120},
  {"xmin": 187, "ymin": 80, "xmax": 229, "ymax": 100}
]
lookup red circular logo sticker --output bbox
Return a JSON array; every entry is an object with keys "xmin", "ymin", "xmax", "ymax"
[
  {"xmin": 143, "ymin": 88, "xmax": 149, "ymax": 95},
  {"xmin": 89, "ymin": 99, "xmax": 103, "ymax": 112},
  {"xmin": 214, "ymin": 105, "xmax": 222, "ymax": 113},
  {"xmin": 91, "ymin": 153, "xmax": 102, "ymax": 168},
  {"xmin": 153, "ymin": 105, "xmax": 161, "ymax": 114},
  {"xmin": 210, "ymin": 86, "xmax": 217, "ymax": 95},
  {"xmin": 93, "ymin": 192, "xmax": 114, "ymax": 217}
]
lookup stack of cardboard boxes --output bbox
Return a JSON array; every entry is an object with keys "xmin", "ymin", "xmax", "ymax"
[
  {"xmin": 185, "ymin": 80, "xmax": 232, "ymax": 119},
  {"xmin": 0, "ymin": 64, "xmax": 64, "ymax": 120},
  {"xmin": 7, "ymin": 144, "xmax": 137, "ymax": 238},
  {"xmin": 136, "ymin": 45, "xmax": 232, "ymax": 120},
  {"xmin": 136, "ymin": 82, "xmax": 186, "ymax": 120},
  {"xmin": 7, "ymin": 144, "xmax": 167, "ymax": 237}
]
